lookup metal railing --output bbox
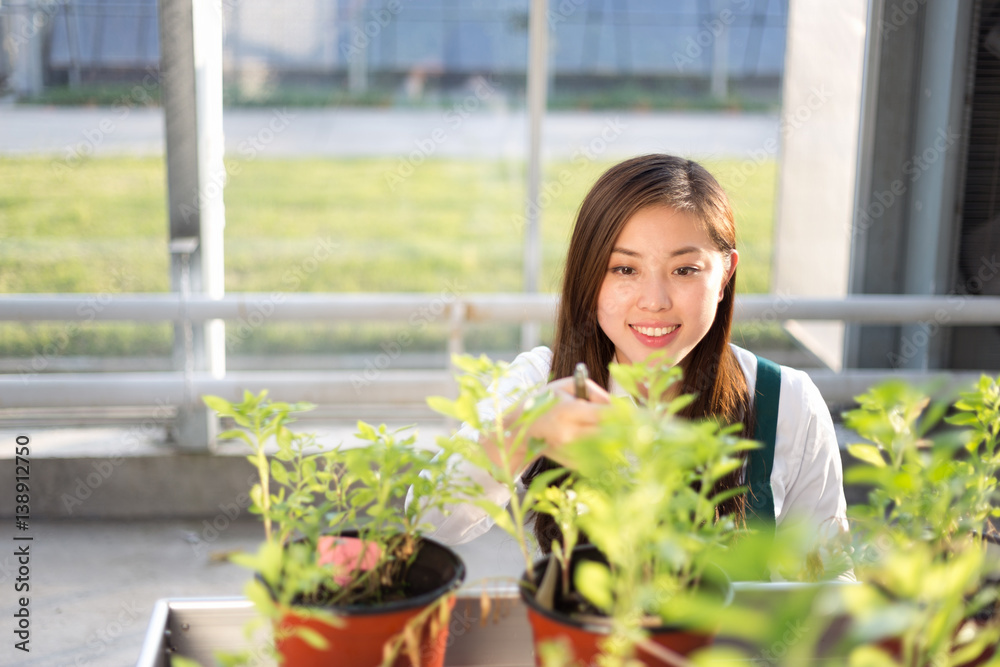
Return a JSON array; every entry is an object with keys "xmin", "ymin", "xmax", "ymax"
[{"xmin": 2, "ymin": 292, "xmax": 999, "ymax": 412}]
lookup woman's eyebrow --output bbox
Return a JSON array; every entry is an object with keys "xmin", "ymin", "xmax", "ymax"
[
  {"xmin": 668, "ymin": 245, "xmax": 703, "ymax": 258},
  {"xmin": 610, "ymin": 245, "xmax": 704, "ymax": 258},
  {"xmin": 610, "ymin": 247, "xmax": 642, "ymax": 258}
]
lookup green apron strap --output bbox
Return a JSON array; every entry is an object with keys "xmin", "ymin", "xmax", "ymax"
[{"xmin": 747, "ymin": 355, "xmax": 780, "ymax": 527}]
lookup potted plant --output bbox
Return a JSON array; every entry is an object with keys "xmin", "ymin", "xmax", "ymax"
[
  {"xmin": 202, "ymin": 390, "xmax": 470, "ymax": 667},
  {"xmin": 428, "ymin": 352, "xmax": 776, "ymax": 666},
  {"xmin": 830, "ymin": 374, "xmax": 1000, "ymax": 666}
]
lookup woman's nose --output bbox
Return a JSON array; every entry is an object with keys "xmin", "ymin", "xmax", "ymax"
[{"xmin": 637, "ymin": 276, "xmax": 671, "ymax": 311}]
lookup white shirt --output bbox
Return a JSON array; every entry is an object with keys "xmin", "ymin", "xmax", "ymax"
[{"xmin": 420, "ymin": 344, "xmax": 850, "ymax": 555}]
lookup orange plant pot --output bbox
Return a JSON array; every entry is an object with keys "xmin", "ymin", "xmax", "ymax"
[
  {"xmin": 522, "ymin": 600, "xmax": 715, "ymax": 666},
  {"xmin": 274, "ymin": 538, "xmax": 465, "ymax": 667},
  {"xmin": 519, "ymin": 547, "xmax": 724, "ymax": 666}
]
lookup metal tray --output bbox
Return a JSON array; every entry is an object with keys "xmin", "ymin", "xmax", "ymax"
[
  {"xmin": 136, "ymin": 584, "xmax": 534, "ymax": 667},
  {"xmin": 136, "ymin": 581, "xmax": 856, "ymax": 666}
]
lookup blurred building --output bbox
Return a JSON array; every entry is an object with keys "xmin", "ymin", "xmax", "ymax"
[{"xmin": 2, "ymin": 0, "xmax": 788, "ymax": 99}]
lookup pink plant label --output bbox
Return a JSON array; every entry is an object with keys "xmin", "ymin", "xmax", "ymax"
[{"xmin": 316, "ymin": 536, "xmax": 382, "ymax": 586}]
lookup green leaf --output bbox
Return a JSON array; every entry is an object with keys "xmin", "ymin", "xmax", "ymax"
[
  {"xmin": 249, "ymin": 484, "xmax": 265, "ymax": 512},
  {"xmin": 525, "ymin": 468, "xmax": 569, "ymax": 499},
  {"xmin": 843, "ymin": 465, "xmax": 887, "ymax": 487},
  {"xmin": 472, "ymin": 499, "xmax": 516, "ymax": 536},
  {"xmin": 574, "ymin": 561, "xmax": 613, "ymax": 612},
  {"xmin": 689, "ymin": 646, "xmax": 755, "ymax": 665},
  {"xmin": 666, "ymin": 392, "xmax": 696, "ymax": 415},
  {"xmin": 294, "ymin": 625, "xmax": 330, "ymax": 651},
  {"xmin": 453, "ymin": 392, "xmax": 481, "ymax": 428},
  {"xmin": 847, "ymin": 645, "xmax": 901, "ymax": 667},
  {"xmin": 217, "ymin": 430, "xmax": 253, "ymax": 449},
  {"xmin": 608, "ymin": 364, "xmax": 641, "ymax": 400},
  {"xmin": 170, "ymin": 657, "xmax": 206, "ymax": 667},
  {"xmin": 944, "ymin": 412, "xmax": 980, "ymax": 427},
  {"xmin": 451, "ymin": 353, "xmax": 491, "ymax": 375},
  {"xmin": 426, "ymin": 395, "xmax": 462, "ymax": 422},
  {"xmin": 270, "ymin": 459, "xmax": 290, "ymax": 486},
  {"xmin": 202, "ymin": 394, "xmax": 234, "ymax": 415},
  {"xmin": 242, "ymin": 577, "xmax": 278, "ymax": 619},
  {"xmin": 355, "ymin": 421, "xmax": 378, "ymax": 441},
  {"xmin": 848, "ymin": 443, "xmax": 887, "ymax": 468},
  {"xmin": 275, "ymin": 425, "xmax": 293, "ymax": 452}
]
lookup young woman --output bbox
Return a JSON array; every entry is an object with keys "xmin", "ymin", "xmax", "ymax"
[{"xmin": 422, "ymin": 154, "xmax": 848, "ymax": 557}]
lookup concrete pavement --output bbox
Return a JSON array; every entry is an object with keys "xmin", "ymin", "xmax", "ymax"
[{"xmin": 0, "ymin": 104, "xmax": 780, "ymax": 161}]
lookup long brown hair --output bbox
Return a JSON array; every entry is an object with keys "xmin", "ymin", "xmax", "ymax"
[{"xmin": 526, "ymin": 154, "xmax": 754, "ymax": 553}]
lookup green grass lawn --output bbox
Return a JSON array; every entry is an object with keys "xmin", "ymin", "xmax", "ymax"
[{"xmin": 0, "ymin": 155, "xmax": 778, "ymax": 358}]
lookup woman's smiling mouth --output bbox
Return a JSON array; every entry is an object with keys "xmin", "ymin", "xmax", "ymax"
[{"xmin": 630, "ymin": 324, "xmax": 679, "ymax": 337}]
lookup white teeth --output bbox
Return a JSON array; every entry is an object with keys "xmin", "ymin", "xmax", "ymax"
[{"xmin": 633, "ymin": 325, "xmax": 678, "ymax": 337}]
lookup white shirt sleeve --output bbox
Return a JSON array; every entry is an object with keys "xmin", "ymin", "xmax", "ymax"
[
  {"xmin": 771, "ymin": 365, "xmax": 849, "ymax": 538},
  {"xmin": 730, "ymin": 345, "xmax": 848, "ymax": 532},
  {"xmin": 415, "ymin": 347, "xmax": 554, "ymax": 546}
]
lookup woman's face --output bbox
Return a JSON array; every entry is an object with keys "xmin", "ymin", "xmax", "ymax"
[{"xmin": 596, "ymin": 205, "xmax": 737, "ymax": 367}]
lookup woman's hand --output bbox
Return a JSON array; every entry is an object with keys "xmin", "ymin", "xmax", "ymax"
[
  {"xmin": 479, "ymin": 376, "xmax": 611, "ymax": 475},
  {"xmin": 527, "ymin": 376, "xmax": 610, "ymax": 469}
]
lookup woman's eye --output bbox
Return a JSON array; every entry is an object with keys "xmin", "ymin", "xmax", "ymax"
[
  {"xmin": 611, "ymin": 266, "xmax": 636, "ymax": 276},
  {"xmin": 674, "ymin": 267, "xmax": 698, "ymax": 277}
]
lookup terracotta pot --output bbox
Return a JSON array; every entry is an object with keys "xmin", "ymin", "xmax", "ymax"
[
  {"xmin": 274, "ymin": 537, "xmax": 465, "ymax": 667},
  {"xmin": 519, "ymin": 546, "xmax": 729, "ymax": 666}
]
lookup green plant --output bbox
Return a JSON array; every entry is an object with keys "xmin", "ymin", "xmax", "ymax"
[
  {"xmin": 544, "ymin": 353, "xmax": 759, "ymax": 662},
  {"xmin": 429, "ymin": 351, "xmax": 782, "ymax": 665},
  {"xmin": 427, "ymin": 354, "xmax": 563, "ymax": 581},
  {"xmin": 202, "ymin": 390, "xmax": 469, "ymax": 661},
  {"xmin": 836, "ymin": 374, "xmax": 1000, "ymax": 666},
  {"xmin": 531, "ymin": 479, "xmax": 582, "ymax": 599}
]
